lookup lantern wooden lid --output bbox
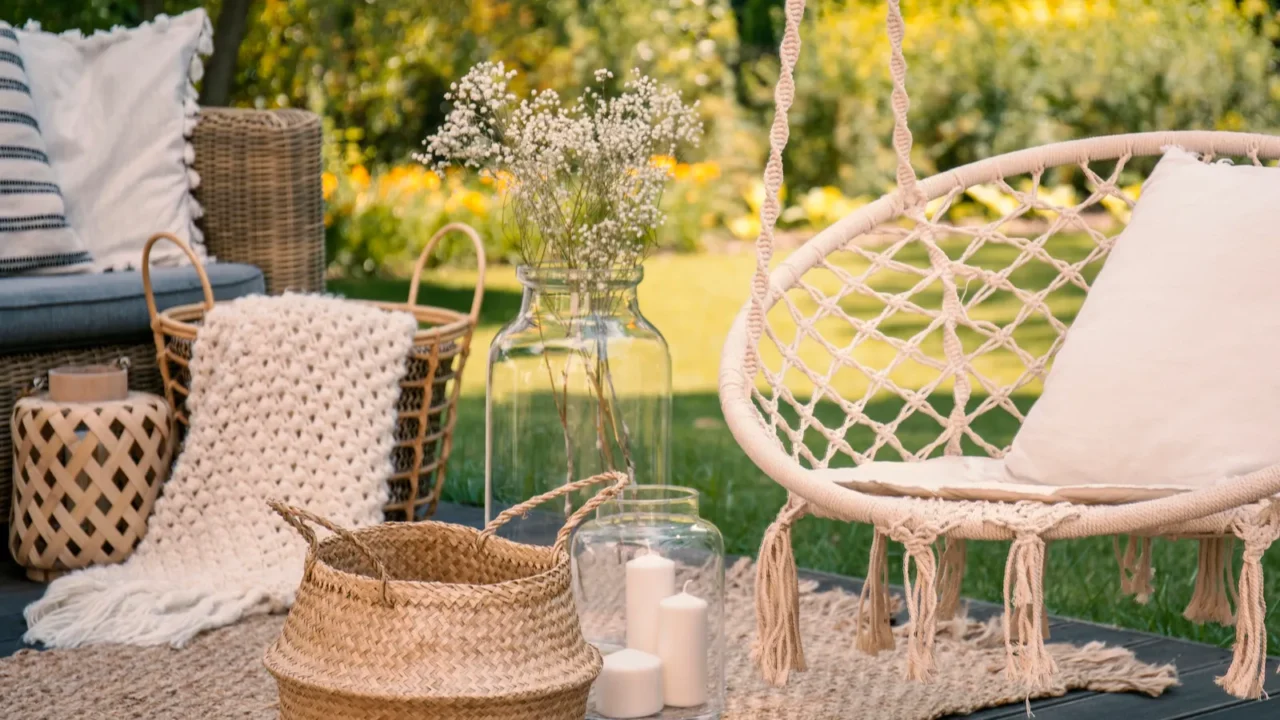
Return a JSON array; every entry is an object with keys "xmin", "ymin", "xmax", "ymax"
[{"xmin": 47, "ymin": 365, "xmax": 128, "ymax": 403}]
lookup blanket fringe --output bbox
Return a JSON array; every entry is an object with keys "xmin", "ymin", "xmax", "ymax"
[
  {"xmin": 855, "ymin": 529, "xmax": 895, "ymax": 655},
  {"xmin": 1184, "ymin": 537, "xmax": 1236, "ymax": 626},
  {"xmin": 753, "ymin": 497, "xmax": 808, "ymax": 686},
  {"xmin": 1004, "ymin": 532, "xmax": 1055, "ymax": 691},
  {"xmin": 1216, "ymin": 512, "xmax": 1280, "ymax": 699},
  {"xmin": 24, "ymin": 574, "xmax": 276, "ymax": 649},
  {"xmin": 890, "ymin": 525, "xmax": 940, "ymax": 682},
  {"xmin": 937, "ymin": 537, "xmax": 966, "ymax": 621},
  {"xmin": 1114, "ymin": 535, "xmax": 1154, "ymax": 604}
]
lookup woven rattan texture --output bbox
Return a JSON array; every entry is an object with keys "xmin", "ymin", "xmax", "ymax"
[
  {"xmin": 1, "ymin": 344, "xmax": 162, "ymax": 522},
  {"xmin": 9, "ymin": 392, "xmax": 173, "ymax": 580},
  {"xmin": 0, "ymin": 559, "xmax": 1176, "ymax": 720},
  {"xmin": 264, "ymin": 515, "xmax": 601, "ymax": 719},
  {"xmin": 192, "ymin": 108, "xmax": 325, "ymax": 294}
]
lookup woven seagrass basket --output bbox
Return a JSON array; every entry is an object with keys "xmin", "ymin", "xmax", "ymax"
[
  {"xmin": 264, "ymin": 472, "xmax": 628, "ymax": 720},
  {"xmin": 141, "ymin": 226, "xmax": 485, "ymax": 521}
]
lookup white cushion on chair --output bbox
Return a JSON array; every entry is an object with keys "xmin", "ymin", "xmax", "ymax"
[
  {"xmin": 17, "ymin": 10, "xmax": 211, "ymax": 272},
  {"xmin": 818, "ymin": 146, "xmax": 1276, "ymax": 505},
  {"xmin": 1005, "ymin": 146, "xmax": 1280, "ymax": 491},
  {"xmin": 817, "ymin": 456, "xmax": 1209, "ymax": 505}
]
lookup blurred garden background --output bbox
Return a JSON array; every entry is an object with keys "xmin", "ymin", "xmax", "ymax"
[{"xmin": 19, "ymin": 0, "xmax": 1280, "ymax": 646}]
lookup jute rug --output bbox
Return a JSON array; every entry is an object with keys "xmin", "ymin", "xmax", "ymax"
[{"xmin": 0, "ymin": 560, "xmax": 1177, "ymax": 719}]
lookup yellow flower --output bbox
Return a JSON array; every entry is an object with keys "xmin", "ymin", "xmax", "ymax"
[
  {"xmin": 673, "ymin": 163, "xmax": 693, "ymax": 182},
  {"xmin": 492, "ymin": 170, "xmax": 514, "ymax": 194},
  {"xmin": 689, "ymin": 162, "xmax": 720, "ymax": 184},
  {"xmin": 461, "ymin": 190, "xmax": 488, "ymax": 215},
  {"xmin": 728, "ymin": 215, "xmax": 761, "ymax": 241},
  {"xmin": 650, "ymin": 155, "xmax": 677, "ymax": 177},
  {"xmin": 321, "ymin": 172, "xmax": 338, "ymax": 201},
  {"xmin": 349, "ymin": 164, "xmax": 371, "ymax": 190},
  {"xmin": 447, "ymin": 189, "xmax": 489, "ymax": 216}
]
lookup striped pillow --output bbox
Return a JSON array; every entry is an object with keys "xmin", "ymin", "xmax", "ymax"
[{"xmin": 0, "ymin": 23, "xmax": 89, "ymax": 275}]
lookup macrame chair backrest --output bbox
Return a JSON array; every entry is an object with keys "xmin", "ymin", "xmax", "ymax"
[
  {"xmin": 738, "ymin": 0, "xmax": 1280, "ymax": 469},
  {"xmin": 720, "ymin": 0, "xmax": 1280, "ymax": 538}
]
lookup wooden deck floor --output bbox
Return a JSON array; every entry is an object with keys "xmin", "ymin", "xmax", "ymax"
[{"xmin": 1, "ymin": 502, "xmax": 1276, "ymax": 718}]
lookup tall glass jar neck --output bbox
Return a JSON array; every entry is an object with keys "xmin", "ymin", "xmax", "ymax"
[
  {"xmin": 518, "ymin": 266, "xmax": 641, "ymax": 319},
  {"xmin": 595, "ymin": 485, "xmax": 699, "ymax": 519}
]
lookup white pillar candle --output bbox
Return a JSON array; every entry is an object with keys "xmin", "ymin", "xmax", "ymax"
[
  {"xmin": 595, "ymin": 648, "xmax": 664, "ymax": 719},
  {"xmin": 657, "ymin": 585, "xmax": 709, "ymax": 707},
  {"xmin": 625, "ymin": 551, "xmax": 675, "ymax": 654}
]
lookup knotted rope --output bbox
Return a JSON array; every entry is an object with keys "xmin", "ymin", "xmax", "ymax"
[
  {"xmin": 937, "ymin": 537, "xmax": 967, "ymax": 621},
  {"xmin": 753, "ymin": 495, "xmax": 809, "ymax": 686},
  {"xmin": 1113, "ymin": 535, "xmax": 1154, "ymax": 604},
  {"xmin": 744, "ymin": 0, "xmax": 806, "ymax": 380},
  {"xmin": 1216, "ymin": 506, "xmax": 1280, "ymax": 699},
  {"xmin": 1003, "ymin": 532, "xmax": 1055, "ymax": 690},
  {"xmin": 888, "ymin": 523, "xmax": 943, "ymax": 681},
  {"xmin": 855, "ymin": 529, "xmax": 896, "ymax": 655},
  {"xmin": 1184, "ymin": 537, "xmax": 1236, "ymax": 626}
]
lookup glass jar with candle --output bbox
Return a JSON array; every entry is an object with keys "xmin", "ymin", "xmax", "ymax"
[{"xmin": 570, "ymin": 485, "xmax": 724, "ymax": 720}]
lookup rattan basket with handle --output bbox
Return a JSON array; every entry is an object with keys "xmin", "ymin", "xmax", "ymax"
[
  {"xmin": 140, "ymin": 226, "xmax": 485, "ymax": 521},
  {"xmin": 264, "ymin": 471, "xmax": 628, "ymax": 720}
]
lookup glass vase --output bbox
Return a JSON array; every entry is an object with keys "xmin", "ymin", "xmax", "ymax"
[
  {"xmin": 485, "ymin": 265, "xmax": 672, "ymax": 543},
  {"xmin": 571, "ymin": 485, "xmax": 725, "ymax": 720}
]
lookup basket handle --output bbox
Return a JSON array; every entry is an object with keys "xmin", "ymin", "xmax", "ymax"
[
  {"xmin": 268, "ymin": 500, "xmax": 394, "ymax": 607},
  {"xmin": 479, "ymin": 471, "xmax": 631, "ymax": 555},
  {"xmin": 142, "ymin": 232, "xmax": 215, "ymax": 323},
  {"xmin": 407, "ymin": 222, "xmax": 487, "ymax": 321}
]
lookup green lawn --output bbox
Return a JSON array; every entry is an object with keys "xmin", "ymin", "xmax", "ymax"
[{"xmin": 330, "ymin": 238, "xmax": 1277, "ymax": 651}]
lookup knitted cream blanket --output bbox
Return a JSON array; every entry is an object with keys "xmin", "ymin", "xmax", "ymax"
[{"xmin": 24, "ymin": 294, "xmax": 418, "ymax": 649}]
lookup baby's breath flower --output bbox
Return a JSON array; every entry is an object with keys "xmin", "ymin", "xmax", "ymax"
[{"xmin": 420, "ymin": 63, "xmax": 703, "ymax": 283}]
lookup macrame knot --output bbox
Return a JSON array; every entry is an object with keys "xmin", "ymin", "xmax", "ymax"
[
  {"xmin": 753, "ymin": 496, "xmax": 808, "ymax": 686},
  {"xmin": 1004, "ymin": 532, "xmax": 1056, "ymax": 692},
  {"xmin": 1217, "ymin": 507, "xmax": 1280, "ymax": 699},
  {"xmin": 855, "ymin": 529, "xmax": 895, "ymax": 656},
  {"xmin": 888, "ymin": 523, "xmax": 941, "ymax": 682}
]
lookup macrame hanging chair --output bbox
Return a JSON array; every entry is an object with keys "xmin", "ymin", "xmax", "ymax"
[{"xmin": 719, "ymin": 0, "xmax": 1280, "ymax": 700}]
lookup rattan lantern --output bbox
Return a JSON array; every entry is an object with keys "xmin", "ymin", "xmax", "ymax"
[{"xmin": 8, "ymin": 366, "xmax": 174, "ymax": 582}]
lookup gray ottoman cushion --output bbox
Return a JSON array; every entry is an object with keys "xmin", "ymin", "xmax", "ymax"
[{"xmin": 0, "ymin": 263, "xmax": 264, "ymax": 353}]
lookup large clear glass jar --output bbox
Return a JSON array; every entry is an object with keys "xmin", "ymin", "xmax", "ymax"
[
  {"xmin": 571, "ymin": 486, "xmax": 725, "ymax": 720},
  {"xmin": 485, "ymin": 266, "xmax": 671, "ymax": 543}
]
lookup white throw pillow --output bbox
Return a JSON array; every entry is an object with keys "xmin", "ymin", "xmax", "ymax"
[
  {"xmin": 17, "ymin": 10, "xmax": 212, "ymax": 271},
  {"xmin": 1004, "ymin": 146, "xmax": 1280, "ymax": 489},
  {"xmin": 0, "ymin": 23, "xmax": 90, "ymax": 274}
]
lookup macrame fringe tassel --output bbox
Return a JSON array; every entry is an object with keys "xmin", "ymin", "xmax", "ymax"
[
  {"xmin": 752, "ymin": 499, "xmax": 807, "ymax": 686},
  {"xmin": 1114, "ymin": 535, "xmax": 1154, "ymax": 604},
  {"xmin": 1216, "ymin": 522, "xmax": 1278, "ymax": 699},
  {"xmin": 855, "ymin": 530, "xmax": 895, "ymax": 655},
  {"xmin": 937, "ymin": 537, "xmax": 967, "ymax": 621},
  {"xmin": 1004, "ymin": 533, "xmax": 1056, "ymax": 690},
  {"xmin": 896, "ymin": 530, "xmax": 940, "ymax": 682},
  {"xmin": 1184, "ymin": 537, "xmax": 1236, "ymax": 626}
]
